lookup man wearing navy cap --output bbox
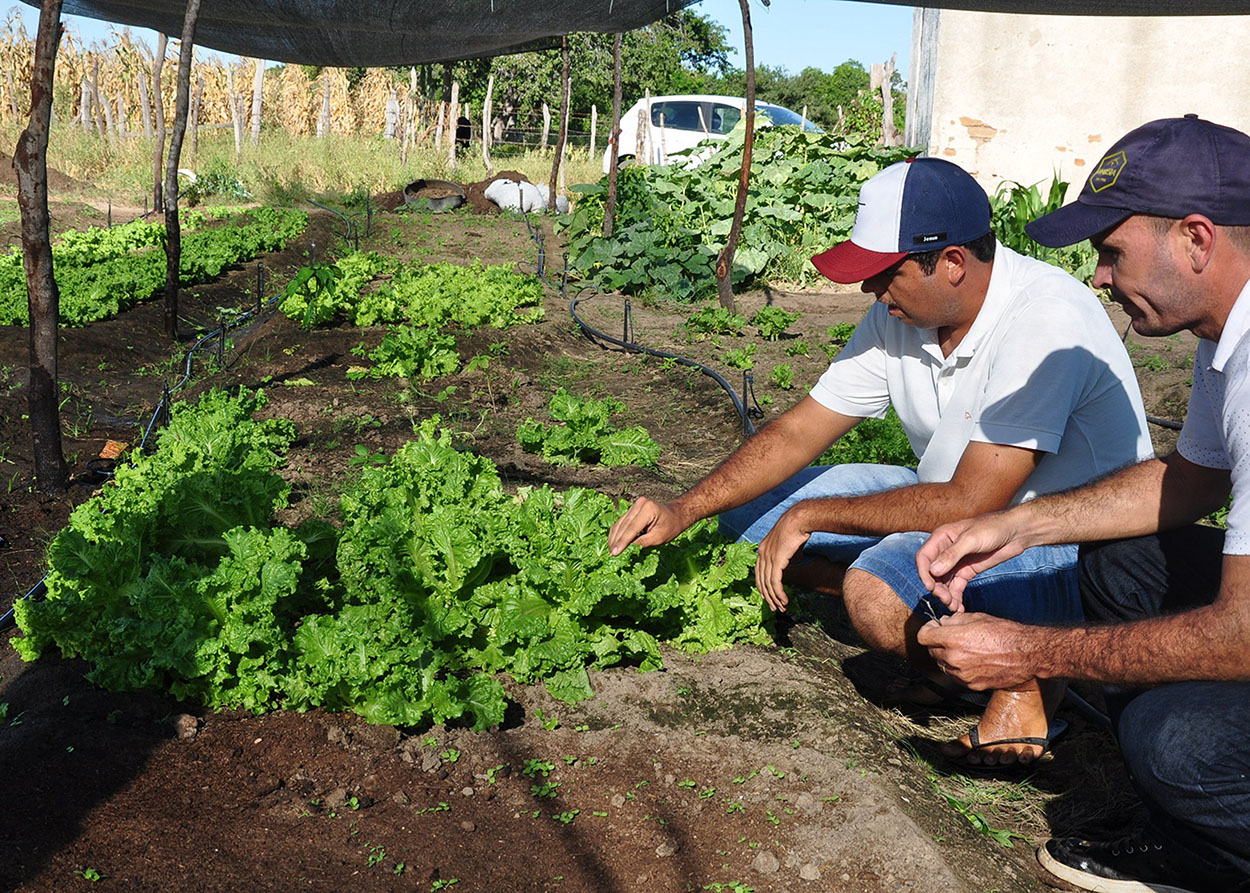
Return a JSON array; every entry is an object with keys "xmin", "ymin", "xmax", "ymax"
[
  {"xmin": 609, "ymin": 156, "xmax": 1152, "ymax": 767},
  {"xmin": 917, "ymin": 116, "xmax": 1250, "ymax": 891}
]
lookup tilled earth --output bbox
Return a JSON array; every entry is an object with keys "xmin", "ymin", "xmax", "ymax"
[{"xmin": 0, "ymin": 191, "xmax": 1191, "ymax": 891}]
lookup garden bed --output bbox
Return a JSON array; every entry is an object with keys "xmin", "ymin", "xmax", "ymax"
[{"xmin": 0, "ymin": 194, "xmax": 1193, "ymax": 891}]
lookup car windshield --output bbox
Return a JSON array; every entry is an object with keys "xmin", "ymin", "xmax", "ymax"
[{"xmin": 757, "ymin": 104, "xmax": 822, "ymax": 133}]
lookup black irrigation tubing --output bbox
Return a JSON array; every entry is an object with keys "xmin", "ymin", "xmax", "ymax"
[{"xmin": 514, "ymin": 211, "xmax": 758, "ymax": 437}]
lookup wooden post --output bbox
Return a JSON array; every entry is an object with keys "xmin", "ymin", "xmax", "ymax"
[
  {"xmin": 190, "ymin": 73, "xmax": 202, "ymax": 155},
  {"xmin": 589, "ymin": 103, "xmax": 597, "ymax": 160},
  {"xmin": 78, "ymin": 76, "xmax": 90, "ymax": 132},
  {"xmin": 434, "ymin": 100, "xmax": 444, "ymax": 149},
  {"xmin": 163, "ymin": 0, "xmax": 202, "ymax": 341},
  {"xmin": 446, "ymin": 80, "xmax": 459, "ymax": 169},
  {"xmin": 548, "ymin": 35, "xmax": 570, "ymax": 212},
  {"xmin": 635, "ymin": 88, "xmax": 649, "ymax": 163},
  {"xmin": 137, "ymin": 58, "xmax": 152, "ymax": 139},
  {"xmin": 316, "ymin": 77, "xmax": 330, "ymax": 137},
  {"xmin": 16, "ymin": 0, "xmax": 68, "ymax": 493},
  {"xmin": 716, "ymin": 0, "xmax": 757, "ymax": 312},
  {"xmin": 879, "ymin": 53, "xmax": 899, "ymax": 146},
  {"xmin": 541, "ymin": 101, "xmax": 550, "ymax": 151},
  {"xmin": 249, "ymin": 56, "xmax": 263, "ymax": 145},
  {"xmin": 226, "ymin": 63, "xmax": 242, "ymax": 162},
  {"xmin": 152, "ymin": 32, "xmax": 167, "ymax": 212},
  {"xmin": 800, "ymin": 104, "xmax": 807, "ymax": 131},
  {"xmin": 481, "ymin": 73, "xmax": 493, "ymax": 174},
  {"xmin": 603, "ymin": 32, "xmax": 622, "ymax": 239}
]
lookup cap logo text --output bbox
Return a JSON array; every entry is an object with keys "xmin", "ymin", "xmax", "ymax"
[
  {"xmin": 1090, "ymin": 151, "xmax": 1126, "ymax": 193},
  {"xmin": 912, "ymin": 232, "xmax": 947, "ymax": 245}
]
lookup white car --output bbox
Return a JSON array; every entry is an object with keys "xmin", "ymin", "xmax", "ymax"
[{"xmin": 602, "ymin": 93, "xmax": 822, "ymax": 173}]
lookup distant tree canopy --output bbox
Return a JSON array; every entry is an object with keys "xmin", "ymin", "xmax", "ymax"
[{"xmin": 293, "ymin": 10, "xmax": 906, "ymax": 143}]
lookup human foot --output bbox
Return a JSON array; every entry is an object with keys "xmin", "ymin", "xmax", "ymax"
[{"xmin": 939, "ymin": 682, "xmax": 1065, "ymax": 767}]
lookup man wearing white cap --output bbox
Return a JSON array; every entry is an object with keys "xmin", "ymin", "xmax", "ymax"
[{"xmin": 609, "ymin": 156, "xmax": 1152, "ymax": 765}]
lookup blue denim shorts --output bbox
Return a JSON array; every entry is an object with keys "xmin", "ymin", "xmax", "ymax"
[{"xmin": 719, "ymin": 463, "xmax": 1082, "ymax": 625}]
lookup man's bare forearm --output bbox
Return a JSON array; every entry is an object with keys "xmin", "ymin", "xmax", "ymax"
[
  {"xmin": 787, "ymin": 483, "xmax": 996, "ymax": 537},
  {"xmin": 668, "ymin": 398, "xmax": 857, "ymax": 525},
  {"xmin": 1003, "ymin": 452, "xmax": 1230, "ymax": 550}
]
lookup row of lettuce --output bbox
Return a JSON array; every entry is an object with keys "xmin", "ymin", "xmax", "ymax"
[
  {"xmin": 0, "ymin": 207, "xmax": 307, "ymax": 326},
  {"xmin": 15, "ymin": 390, "xmax": 769, "ymax": 728}
]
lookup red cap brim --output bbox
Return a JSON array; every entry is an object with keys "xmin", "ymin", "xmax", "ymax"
[{"xmin": 810, "ymin": 241, "xmax": 907, "ymax": 284}]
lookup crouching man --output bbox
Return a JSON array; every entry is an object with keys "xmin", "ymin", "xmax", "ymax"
[
  {"xmin": 609, "ymin": 157, "xmax": 1152, "ymax": 765},
  {"xmin": 917, "ymin": 116, "xmax": 1250, "ymax": 891}
]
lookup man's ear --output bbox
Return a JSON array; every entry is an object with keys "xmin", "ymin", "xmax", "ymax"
[
  {"xmin": 943, "ymin": 245, "xmax": 968, "ymax": 286},
  {"xmin": 1180, "ymin": 214, "xmax": 1217, "ymax": 273}
]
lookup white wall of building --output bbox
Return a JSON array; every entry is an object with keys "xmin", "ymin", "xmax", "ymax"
[{"xmin": 921, "ymin": 10, "xmax": 1250, "ymax": 199}]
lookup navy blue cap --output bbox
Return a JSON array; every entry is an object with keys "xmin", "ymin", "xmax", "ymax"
[
  {"xmin": 812, "ymin": 157, "xmax": 992, "ymax": 283},
  {"xmin": 1027, "ymin": 115, "xmax": 1250, "ymax": 247}
]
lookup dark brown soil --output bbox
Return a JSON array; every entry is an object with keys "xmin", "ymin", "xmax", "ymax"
[{"xmin": 0, "ymin": 194, "xmax": 1181, "ymax": 891}]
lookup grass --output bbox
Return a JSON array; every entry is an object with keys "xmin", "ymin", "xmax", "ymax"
[{"xmin": 0, "ymin": 123, "xmax": 604, "ymax": 209}]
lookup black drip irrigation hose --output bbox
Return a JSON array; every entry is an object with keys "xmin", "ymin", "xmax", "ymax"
[{"xmin": 515, "ymin": 211, "xmax": 758, "ymax": 436}]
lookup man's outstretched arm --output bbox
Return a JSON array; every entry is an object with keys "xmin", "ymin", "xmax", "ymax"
[
  {"xmin": 917, "ymin": 451, "xmax": 1232, "ymax": 611},
  {"xmin": 918, "ymin": 552, "xmax": 1250, "ymax": 689},
  {"xmin": 607, "ymin": 397, "xmax": 861, "ymax": 555},
  {"xmin": 754, "ymin": 440, "xmax": 1041, "ymax": 611}
]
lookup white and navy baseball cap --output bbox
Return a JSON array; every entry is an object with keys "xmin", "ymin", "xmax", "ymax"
[{"xmin": 811, "ymin": 157, "xmax": 992, "ymax": 283}]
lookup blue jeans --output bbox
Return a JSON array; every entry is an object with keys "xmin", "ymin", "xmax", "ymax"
[
  {"xmin": 1080, "ymin": 530, "xmax": 1250, "ymax": 875},
  {"xmin": 719, "ymin": 463, "xmax": 1083, "ymax": 625}
]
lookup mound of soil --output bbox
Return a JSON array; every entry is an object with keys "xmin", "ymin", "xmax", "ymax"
[
  {"xmin": 0, "ymin": 153, "xmax": 81, "ymax": 192},
  {"xmin": 463, "ymin": 169, "xmax": 532, "ymax": 215}
]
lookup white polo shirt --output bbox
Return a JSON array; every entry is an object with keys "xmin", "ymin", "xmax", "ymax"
[
  {"xmin": 809, "ymin": 243, "xmax": 1154, "ymax": 504},
  {"xmin": 1176, "ymin": 277, "xmax": 1250, "ymax": 554}
]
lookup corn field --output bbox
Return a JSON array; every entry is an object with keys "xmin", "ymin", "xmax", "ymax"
[{"xmin": 0, "ymin": 13, "xmax": 479, "ymax": 147}]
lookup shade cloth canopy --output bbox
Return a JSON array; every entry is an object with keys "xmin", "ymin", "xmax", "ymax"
[
  {"xmin": 37, "ymin": 0, "xmax": 700, "ymax": 66},
  {"xmin": 35, "ymin": 0, "xmax": 1247, "ymax": 68}
]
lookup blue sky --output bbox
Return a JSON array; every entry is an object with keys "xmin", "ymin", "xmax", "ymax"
[
  {"xmin": 695, "ymin": 1, "xmax": 913, "ymax": 80},
  {"xmin": 6, "ymin": 1, "xmax": 914, "ymax": 79}
]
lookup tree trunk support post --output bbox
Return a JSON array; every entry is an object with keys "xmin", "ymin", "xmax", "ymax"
[
  {"xmin": 716, "ymin": 0, "xmax": 756, "ymax": 312},
  {"xmin": 162, "ymin": 0, "xmax": 202, "ymax": 341},
  {"xmin": 603, "ymin": 32, "xmax": 622, "ymax": 239},
  {"xmin": 17, "ymin": 0, "xmax": 67, "ymax": 494},
  {"xmin": 548, "ymin": 35, "xmax": 570, "ymax": 212}
]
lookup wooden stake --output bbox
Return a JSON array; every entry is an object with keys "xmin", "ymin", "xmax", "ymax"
[
  {"xmin": 548, "ymin": 35, "xmax": 569, "ymax": 212},
  {"xmin": 603, "ymin": 32, "xmax": 622, "ymax": 239},
  {"xmin": 249, "ymin": 56, "xmax": 264, "ymax": 146},
  {"xmin": 152, "ymin": 32, "xmax": 167, "ymax": 212},
  {"xmin": 589, "ymin": 103, "xmax": 597, "ymax": 160},
  {"xmin": 481, "ymin": 73, "xmax": 493, "ymax": 174},
  {"xmin": 446, "ymin": 80, "xmax": 459, "ymax": 169}
]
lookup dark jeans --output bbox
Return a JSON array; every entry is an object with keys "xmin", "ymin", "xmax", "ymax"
[{"xmin": 1080, "ymin": 527, "xmax": 1250, "ymax": 876}]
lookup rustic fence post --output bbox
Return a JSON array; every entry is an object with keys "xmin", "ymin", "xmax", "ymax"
[
  {"xmin": 548, "ymin": 35, "xmax": 569, "ymax": 211},
  {"xmin": 137, "ymin": 57, "xmax": 152, "ymax": 139},
  {"xmin": 152, "ymin": 32, "xmax": 166, "ymax": 212},
  {"xmin": 226, "ymin": 62, "xmax": 243, "ymax": 161},
  {"xmin": 446, "ymin": 79, "xmax": 458, "ymax": 169},
  {"xmin": 541, "ymin": 101, "xmax": 550, "ymax": 151},
  {"xmin": 589, "ymin": 103, "xmax": 597, "ymax": 160},
  {"xmin": 17, "ymin": 0, "xmax": 68, "ymax": 494},
  {"xmin": 603, "ymin": 32, "xmax": 622, "ymax": 239},
  {"xmin": 635, "ymin": 88, "xmax": 649, "ymax": 163},
  {"xmin": 316, "ymin": 77, "xmax": 330, "ymax": 137},
  {"xmin": 481, "ymin": 73, "xmax": 493, "ymax": 174},
  {"xmin": 190, "ymin": 72, "xmax": 202, "ymax": 155},
  {"xmin": 249, "ymin": 56, "xmax": 263, "ymax": 145}
]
